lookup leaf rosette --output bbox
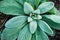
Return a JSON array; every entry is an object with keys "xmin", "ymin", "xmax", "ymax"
[{"xmin": 0, "ymin": 0, "xmax": 60, "ymax": 40}]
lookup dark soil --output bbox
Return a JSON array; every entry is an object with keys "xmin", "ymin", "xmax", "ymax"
[
  {"xmin": 0, "ymin": 13, "xmax": 9, "ymax": 31},
  {"xmin": 0, "ymin": 0, "xmax": 60, "ymax": 40},
  {"xmin": 50, "ymin": 0, "xmax": 60, "ymax": 10},
  {"xmin": 49, "ymin": 30, "xmax": 60, "ymax": 40},
  {"xmin": 49, "ymin": 0, "xmax": 60, "ymax": 40}
]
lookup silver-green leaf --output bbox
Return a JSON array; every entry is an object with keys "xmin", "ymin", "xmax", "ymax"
[
  {"xmin": 30, "ymin": 20, "xmax": 37, "ymax": 34},
  {"xmin": 38, "ymin": 2, "xmax": 54, "ymax": 14},
  {"xmin": 18, "ymin": 24, "xmax": 32, "ymax": 40},
  {"xmin": 0, "ymin": 0, "xmax": 24, "ymax": 15},
  {"xmin": 36, "ymin": 29, "xmax": 49, "ymax": 40},
  {"xmin": 38, "ymin": 20, "xmax": 53, "ymax": 35},
  {"xmin": 42, "ymin": 16, "xmax": 60, "ymax": 30},
  {"xmin": 43, "ymin": 15, "xmax": 60, "ymax": 23},
  {"xmin": 28, "ymin": 17, "xmax": 33, "ymax": 22},
  {"xmin": 26, "ymin": 0, "xmax": 35, "ymax": 7},
  {"xmin": 5, "ymin": 16, "xmax": 27, "ymax": 28},
  {"xmin": 1, "ymin": 28, "xmax": 19, "ymax": 40},
  {"xmin": 24, "ymin": 2, "xmax": 34, "ymax": 14},
  {"xmin": 33, "ymin": 9, "xmax": 40, "ymax": 14}
]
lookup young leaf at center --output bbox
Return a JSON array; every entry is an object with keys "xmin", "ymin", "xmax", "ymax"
[
  {"xmin": 18, "ymin": 24, "xmax": 32, "ymax": 40},
  {"xmin": 29, "ymin": 20, "xmax": 37, "ymax": 34}
]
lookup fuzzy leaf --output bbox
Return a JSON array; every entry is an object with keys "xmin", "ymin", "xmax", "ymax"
[
  {"xmin": 0, "ymin": 0, "xmax": 24, "ymax": 15},
  {"xmin": 1, "ymin": 28, "xmax": 19, "ymax": 40},
  {"xmin": 42, "ymin": 16, "xmax": 60, "ymax": 30},
  {"xmin": 18, "ymin": 24, "xmax": 32, "ymax": 40},
  {"xmin": 33, "ymin": 9, "xmax": 40, "ymax": 14},
  {"xmin": 38, "ymin": 2, "xmax": 54, "ymax": 14},
  {"xmin": 30, "ymin": 21, "xmax": 37, "ymax": 34},
  {"xmin": 24, "ymin": 2, "xmax": 34, "ymax": 14},
  {"xmin": 26, "ymin": 0, "xmax": 35, "ymax": 7},
  {"xmin": 26, "ymin": 0, "xmax": 41, "ymax": 8},
  {"xmin": 43, "ymin": 15, "xmax": 60, "ymax": 23},
  {"xmin": 28, "ymin": 17, "xmax": 33, "ymax": 22},
  {"xmin": 35, "ymin": 29, "xmax": 49, "ymax": 40},
  {"xmin": 38, "ymin": 20, "xmax": 53, "ymax": 35},
  {"xmin": 5, "ymin": 16, "xmax": 27, "ymax": 28}
]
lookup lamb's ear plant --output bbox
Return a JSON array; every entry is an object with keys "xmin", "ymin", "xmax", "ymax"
[{"xmin": 0, "ymin": 0, "xmax": 60, "ymax": 40}]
